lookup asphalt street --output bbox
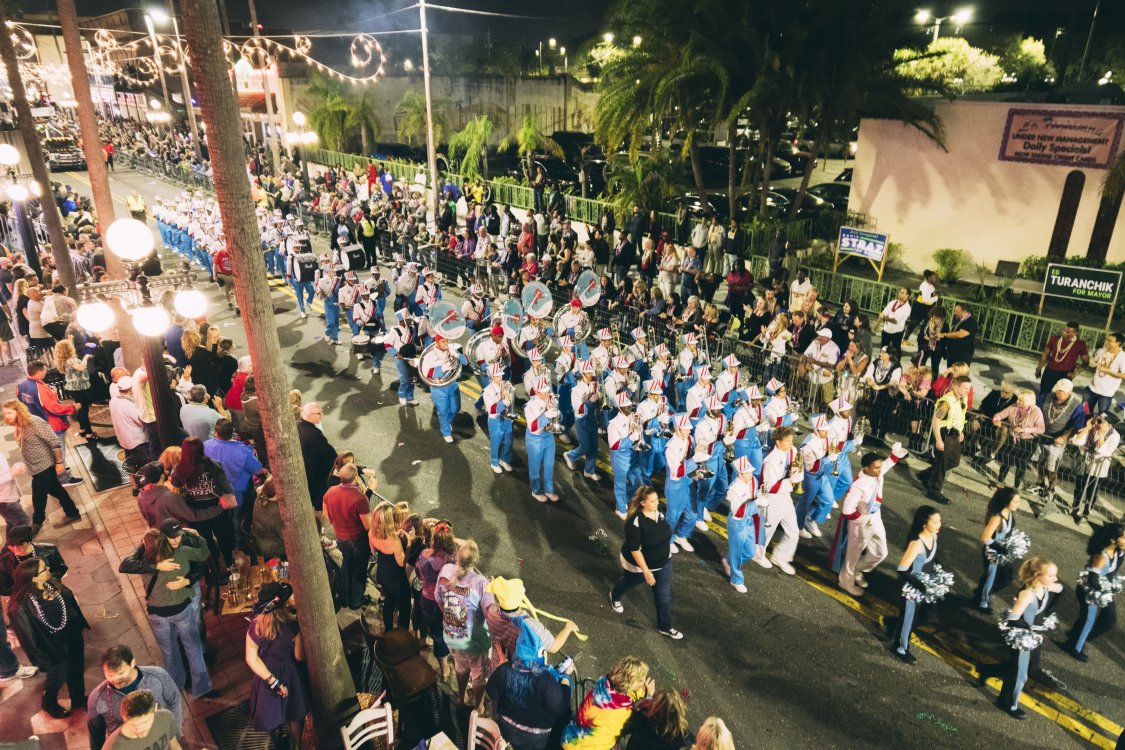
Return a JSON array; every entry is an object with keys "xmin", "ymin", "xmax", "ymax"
[{"xmin": 58, "ymin": 164, "xmax": 1124, "ymax": 748}]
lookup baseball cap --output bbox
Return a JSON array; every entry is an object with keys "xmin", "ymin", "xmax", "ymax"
[{"xmin": 159, "ymin": 518, "xmax": 183, "ymax": 537}]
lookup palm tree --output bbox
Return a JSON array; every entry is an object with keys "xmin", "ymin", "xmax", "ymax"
[
  {"xmin": 499, "ymin": 112, "xmax": 562, "ymax": 182},
  {"xmin": 603, "ymin": 150, "xmax": 688, "ymax": 218},
  {"xmin": 395, "ymin": 90, "xmax": 446, "ymax": 147},
  {"xmin": 179, "ymin": 3, "xmax": 353, "ymax": 745},
  {"xmin": 304, "ymin": 71, "xmax": 381, "ymax": 154},
  {"xmin": 345, "ymin": 86, "xmax": 381, "ymax": 156},
  {"xmin": 447, "ymin": 114, "xmax": 494, "ymax": 178},
  {"xmin": 1106, "ymin": 151, "xmax": 1125, "ymax": 201}
]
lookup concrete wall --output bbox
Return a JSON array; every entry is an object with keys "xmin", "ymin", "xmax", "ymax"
[
  {"xmin": 852, "ymin": 100, "xmax": 1125, "ymax": 273},
  {"xmin": 289, "ymin": 74, "xmax": 598, "ymax": 144}
]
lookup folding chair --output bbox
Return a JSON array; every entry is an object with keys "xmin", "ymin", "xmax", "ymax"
[
  {"xmin": 468, "ymin": 713, "xmax": 508, "ymax": 750},
  {"xmin": 340, "ymin": 702, "xmax": 395, "ymax": 750}
]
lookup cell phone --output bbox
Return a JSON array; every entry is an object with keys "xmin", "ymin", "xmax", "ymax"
[{"xmin": 558, "ymin": 656, "xmax": 574, "ymax": 674}]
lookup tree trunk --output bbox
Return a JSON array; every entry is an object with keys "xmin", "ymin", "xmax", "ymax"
[
  {"xmin": 0, "ymin": 3, "xmax": 76, "ymax": 296},
  {"xmin": 179, "ymin": 3, "xmax": 356, "ymax": 748},
  {"xmin": 55, "ymin": 0, "xmax": 144, "ymax": 371},
  {"xmin": 360, "ymin": 124, "xmax": 369, "ymax": 156},
  {"xmin": 687, "ymin": 138, "xmax": 708, "ymax": 210},
  {"xmin": 726, "ymin": 122, "xmax": 737, "ymax": 221},
  {"xmin": 758, "ymin": 135, "xmax": 774, "ymax": 219},
  {"xmin": 787, "ymin": 118, "xmax": 828, "ymax": 222}
]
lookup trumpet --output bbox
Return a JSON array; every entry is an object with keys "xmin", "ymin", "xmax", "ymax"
[
  {"xmin": 723, "ymin": 421, "xmax": 737, "ymax": 462},
  {"xmin": 545, "ymin": 394, "xmax": 566, "ymax": 434},
  {"xmin": 792, "ymin": 447, "xmax": 805, "ymax": 494},
  {"xmin": 630, "ymin": 412, "xmax": 650, "ymax": 452},
  {"xmin": 689, "ymin": 461, "xmax": 715, "ymax": 481},
  {"xmin": 500, "ymin": 381, "xmax": 517, "ymax": 421}
]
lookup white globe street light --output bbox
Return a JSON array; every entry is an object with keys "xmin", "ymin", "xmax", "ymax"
[
  {"xmin": 105, "ymin": 218, "xmax": 155, "ymax": 262},
  {"xmin": 0, "ymin": 144, "xmax": 19, "ymax": 167},
  {"xmin": 173, "ymin": 289, "xmax": 208, "ymax": 319},
  {"xmin": 6, "ymin": 184, "xmax": 27, "ymax": 202},
  {"xmin": 76, "ymin": 301, "xmax": 115, "ymax": 333},
  {"xmin": 131, "ymin": 306, "xmax": 171, "ymax": 337},
  {"xmin": 292, "ymin": 110, "xmax": 306, "ymax": 127}
]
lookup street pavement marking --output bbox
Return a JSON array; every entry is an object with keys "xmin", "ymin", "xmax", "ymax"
[
  {"xmin": 207, "ymin": 253, "xmax": 1122, "ymax": 748},
  {"xmin": 64, "ymin": 170, "xmax": 131, "ymax": 210}
]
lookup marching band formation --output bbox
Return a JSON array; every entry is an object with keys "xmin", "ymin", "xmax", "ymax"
[{"xmin": 148, "ymin": 190, "xmax": 1124, "ymax": 726}]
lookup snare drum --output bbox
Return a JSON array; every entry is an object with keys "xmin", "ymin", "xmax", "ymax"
[{"xmin": 351, "ymin": 333, "xmax": 371, "ymax": 355}]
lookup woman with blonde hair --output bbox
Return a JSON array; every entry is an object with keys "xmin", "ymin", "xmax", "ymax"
[
  {"xmin": 370, "ymin": 501, "xmax": 410, "ymax": 631},
  {"xmin": 564, "ymin": 655, "xmax": 652, "ymax": 749},
  {"xmin": 181, "ymin": 329, "xmax": 218, "ymax": 395},
  {"xmin": 158, "ymin": 446, "xmax": 181, "ymax": 475},
  {"xmin": 1, "ymin": 399, "xmax": 80, "ymax": 531},
  {"xmin": 55, "ymin": 339, "xmax": 95, "ymax": 440},
  {"xmin": 436, "ymin": 539, "xmax": 491, "ymax": 707},
  {"xmin": 288, "ymin": 389, "xmax": 303, "ymax": 421},
  {"xmin": 991, "ymin": 389, "xmax": 1044, "ymax": 488},
  {"xmin": 691, "ymin": 717, "xmax": 734, "ymax": 750}
]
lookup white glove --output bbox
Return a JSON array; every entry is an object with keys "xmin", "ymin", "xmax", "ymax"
[
  {"xmin": 692, "ymin": 452, "xmax": 709, "ymax": 464},
  {"xmin": 546, "ymin": 409, "xmax": 559, "ymax": 419},
  {"xmin": 854, "ymin": 435, "xmax": 864, "ymax": 447},
  {"xmin": 723, "ymin": 435, "xmax": 736, "ymax": 446},
  {"xmin": 891, "ymin": 442, "xmax": 908, "ymax": 459},
  {"xmin": 789, "ymin": 471, "xmax": 804, "ymax": 484}
]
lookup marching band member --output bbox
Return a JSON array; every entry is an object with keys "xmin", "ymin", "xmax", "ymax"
[
  {"xmin": 517, "ymin": 316, "xmax": 550, "ymax": 366},
  {"xmin": 675, "ymin": 333, "xmax": 701, "ymax": 408},
  {"xmin": 636, "ymin": 380, "xmax": 671, "ymax": 483},
  {"xmin": 629, "ymin": 328, "xmax": 652, "ymax": 383},
  {"xmin": 714, "ymin": 354, "xmax": 741, "ymax": 418},
  {"xmin": 796, "ymin": 415, "xmax": 834, "ymax": 538},
  {"xmin": 760, "ymin": 426, "xmax": 803, "ymax": 575},
  {"xmin": 472, "ymin": 325, "xmax": 507, "ymax": 411},
  {"xmin": 385, "ymin": 309, "xmax": 419, "ymax": 406},
  {"xmin": 339, "ymin": 272, "xmax": 362, "ymax": 338},
  {"xmin": 261, "ymin": 214, "xmax": 284, "ymax": 278},
  {"xmin": 564, "ymin": 362, "xmax": 601, "ymax": 481},
  {"xmin": 286, "ymin": 236, "xmax": 317, "ymax": 320},
  {"xmin": 664, "ymin": 414, "xmax": 703, "ymax": 553},
  {"xmin": 522, "ymin": 348, "xmax": 551, "ymax": 396},
  {"xmin": 684, "ymin": 367, "xmax": 714, "ymax": 424},
  {"xmin": 421, "ymin": 336, "xmax": 467, "ymax": 443},
  {"xmin": 524, "ymin": 377, "xmax": 560, "ymax": 502},
  {"xmin": 723, "ymin": 456, "xmax": 764, "ymax": 593},
  {"xmin": 603, "ymin": 356, "xmax": 634, "ymax": 426},
  {"xmin": 832, "ymin": 445, "xmax": 907, "ymax": 597},
  {"xmin": 692, "ymin": 395, "xmax": 726, "ymax": 530},
  {"xmin": 556, "ymin": 300, "xmax": 590, "ymax": 359},
  {"xmin": 394, "ymin": 261, "xmax": 421, "ymax": 314},
  {"xmin": 314, "ymin": 262, "xmax": 343, "ymax": 345},
  {"xmin": 589, "ymin": 328, "xmax": 612, "ymax": 374},
  {"xmin": 555, "ymin": 336, "xmax": 577, "ymax": 430},
  {"xmin": 416, "ymin": 267, "xmax": 440, "ymax": 313},
  {"xmin": 368, "ymin": 268, "xmax": 389, "ymax": 334},
  {"xmin": 826, "ymin": 398, "xmax": 859, "ymax": 502},
  {"xmin": 461, "ymin": 284, "xmax": 489, "ymax": 333},
  {"xmin": 608, "ymin": 392, "xmax": 644, "ymax": 520},
  {"xmin": 483, "ymin": 364, "xmax": 514, "ymax": 474},
  {"xmin": 353, "ymin": 284, "xmax": 383, "ymax": 372},
  {"xmin": 650, "ymin": 344, "xmax": 672, "ymax": 398},
  {"xmin": 730, "ymin": 385, "xmax": 766, "ymax": 475},
  {"xmin": 762, "ymin": 379, "xmax": 798, "ymax": 449}
]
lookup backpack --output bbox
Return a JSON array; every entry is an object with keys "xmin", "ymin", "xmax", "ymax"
[{"xmin": 295, "ymin": 253, "xmax": 318, "ymax": 283}]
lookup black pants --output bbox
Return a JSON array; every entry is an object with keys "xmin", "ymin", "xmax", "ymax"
[
  {"xmin": 189, "ymin": 510, "xmax": 236, "ymax": 567},
  {"xmin": 362, "ymin": 237, "xmax": 378, "ymax": 267},
  {"xmin": 1073, "ymin": 474, "xmax": 1104, "ymax": 516},
  {"xmin": 880, "ymin": 329, "xmax": 905, "ymax": 354},
  {"xmin": 42, "ymin": 629, "xmax": 86, "ymax": 709},
  {"xmin": 1039, "ymin": 368, "xmax": 1069, "ymax": 395},
  {"xmin": 337, "ymin": 537, "xmax": 371, "ymax": 610},
  {"xmin": 382, "ymin": 585, "xmax": 411, "ymax": 632},
  {"xmin": 903, "ymin": 302, "xmax": 933, "ymax": 342},
  {"xmin": 30, "ymin": 468, "xmax": 79, "ymax": 525},
  {"xmin": 71, "ymin": 389, "xmax": 93, "ymax": 433},
  {"xmin": 997, "ymin": 439, "xmax": 1035, "ymax": 486},
  {"xmin": 927, "ymin": 429, "xmax": 962, "ymax": 495}
]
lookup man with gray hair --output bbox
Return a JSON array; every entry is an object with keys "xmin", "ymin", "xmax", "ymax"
[
  {"xmin": 178, "ymin": 385, "xmax": 229, "ymax": 441},
  {"xmin": 297, "ymin": 402, "xmax": 336, "ymax": 511},
  {"xmin": 1035, "ymin": 378, "xmax": 1085, "ymax": 494}
]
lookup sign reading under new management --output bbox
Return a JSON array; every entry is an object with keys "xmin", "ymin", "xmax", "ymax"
[
  {"xmin": 1042, "ymin": 264, "xmax": 1121, "ymax": 305},
  {"xmin": 834, "ymin": 226, "xmax": 890, "ymax": 280},
  {"xmin": 999, "ymin": 108, "xmax": 1125, "ymax": 170}
]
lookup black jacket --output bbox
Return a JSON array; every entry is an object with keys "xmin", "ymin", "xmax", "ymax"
[
  {"xmin": 0, "ymin": 543, "xmax": 68, "ymax": 596},
  {"xmin": 298, "ymin": 419, "xmax": 337, "ymax": 511},
  {"xmin": 9, "ymin": 584, "xmax": 89, "ymax": 668}
]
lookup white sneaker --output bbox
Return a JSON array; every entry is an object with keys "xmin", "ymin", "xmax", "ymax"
[
  {"xmin": 499, "ymin": 461, "xmax": 513, "ymax": 472},
  {"xmin": 443, "ymin": 435, "xmax": 454, "ymax": 443},
  {"xmin": 372, "ymin": 367, "xmax": 381, "ymax": 374},
  {"xmin": 564, "ymin": 453, "xmax": 576, "ymax": 471},
  {"xmin": 832, "ymin": 501, "xmax": 839, "ymax": 509},
  {"xmin": 0, "ymin": 665, "xmax": 38, "ymax": 681},
  {"xmin": 731, "ymin": 582, "xmax": 748, "ymax": 594},
  {"xmin": 324, "ymin": 335, "xmax": 333, "ymax": 343},
  {"xmin": 770, "ymin": 556, "xmax": 796, "ymax": 575},
  {"xmin": 356, "ymin": 353, "xmax": 365, "ymax": 360},
  {"xmin": 491, "ymin": 465, "xmax": 503, "ymax": 474},
  {"xmin": 855, "ymin": 573, "xmax": 869, "ymax": 588},
  {"xmin": 583, "ymin": 472, "xmax": 601, "ymax": 481},
  {"xmin": 806, "ymin": 521, "xmax": 822, "ymax": 538},
  {"xmin": 546, "ymin": 493, "xmax": 560, "ymax": 502},
  {"xmin": 841, "ymin": 582, "xmax": 865, "ymax": 597},
  {"xmin": 399, "ymin": 398, "xmax": 408, "ymax": 405},
  {"xmin": 659, "ymin": 628, "xmax": 684, "ymax": 640},
  {"xmin": 752, "ymin": 553, "xmax": 773, "ymax": 569},
  {"xmin": 695, "ymin": 520, "xmax": 710, "ymax": 532},
  {"xmin": 609, "ymin": 593, "xmax": 623, "ymax": 614},
  {"xmin": 407, "ymin": 400, "xmax": 419, "ymax": 406},
  {"xmin": 702, "ymin": 508, "xmax": 712, "ymax": 522},
  {"xmin": 532, "ymin": 493, "xmax": 548, "ymax": 503},
  {"xmin": 300, "ymin": 312, "xmax": 307, "ymax": 319},
  {"xmin": 669, "ymin": 544, "xmax": 679, "ymax": 554},
  {"xmin": 615, "ymin": 511, "xmax": 628, "ymax": 521},
  {"xmin": 674, "ymin": 536, "xmax": 695, "ymax": 553},
  {"xmin": 799, "ymin": 529, "xmax": 812, "ymax": 539}
]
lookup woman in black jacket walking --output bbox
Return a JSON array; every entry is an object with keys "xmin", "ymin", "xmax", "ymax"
[{"xmin": 7, "ymin": 557, "xmax": 89, "ymax": 718}]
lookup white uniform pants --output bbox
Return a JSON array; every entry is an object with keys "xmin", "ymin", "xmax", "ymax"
[
  {"xmin": 839, "ymin": 515, "xmax": 888, "ymax": 587},
  {"xmin": 761, "ymin": 494, "xmax": 798, "ymax": 564}
]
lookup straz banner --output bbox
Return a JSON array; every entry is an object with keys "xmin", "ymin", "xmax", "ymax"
[
  {"xmin": 837, "ymin": 226, "xmax": 889, "ymax": 262},
  {"xmin": 999, "ymin": 109, "xmax": 1125, "ymax": 169},
  {"xmin": 1042, "ymin": 264, "xmax": 1121, "ymax": 305}
]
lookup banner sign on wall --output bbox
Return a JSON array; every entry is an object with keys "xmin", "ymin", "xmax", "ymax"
[
  {"xmin": 1042, "ymin": 263, "xmax": 1122, "ymax": 305},
  {"xmin": 999, "ymin": 108, "xmax": 1125, "ymax": 170}
]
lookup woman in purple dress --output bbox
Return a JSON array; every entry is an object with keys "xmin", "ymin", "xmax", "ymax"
[{"xmin": 245, "ymin": 583, "xmax": 308, "ymax": 745}]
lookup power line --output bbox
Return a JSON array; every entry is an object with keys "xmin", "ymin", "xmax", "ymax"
[{"xmin": 426, "ymin": 3, "xmax": 565, "ymax": 22}]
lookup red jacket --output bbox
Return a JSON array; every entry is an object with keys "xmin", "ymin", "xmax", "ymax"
[{"xmin": 23, "ymin": 379, "xmax": 75, "ymax": 431}]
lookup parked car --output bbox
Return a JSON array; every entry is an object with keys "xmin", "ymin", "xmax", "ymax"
[
  {"xmin": 834, "ymin": 168, "xmax": 853, "ymax": 182},
  {"xmin": 770, "ymin": 187, "xmax": 836, "ymax": 215},
  {"xmin": 807, "ymin": 182, "xmax": 851, "ymax": 212},
  {"xmin": 774, "ymin": 141, "xmax": 816, "ymax": 175},
  {"xmin": 44, "ymin": 137, "xmax": 85, "ymax": 171}
]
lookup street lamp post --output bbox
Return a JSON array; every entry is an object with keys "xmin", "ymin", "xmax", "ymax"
[
  {"xmin": 148, "ymin": 7, "xmax": 202, "ymax": 160},
  {"xmin": 147, "ymin": 98, "xmax": 172, "ymax": 127},
  {"xmin": 0, "ymin": 143, "xmax": 42, "ymax": 279},
  {"xmin": 287, "ymin": 111, "xmax": 318, "ymax": 191},
  {"xmin": 144, "ymin": 14, "xmax": 172, "ymax": 114},
  {"xmin": 80, "ymin": 218, "xmax": 209, "ymax": 450},
  {"xmin": 915, "ymin": 7, "xmax": 973, "ymax": 44}
]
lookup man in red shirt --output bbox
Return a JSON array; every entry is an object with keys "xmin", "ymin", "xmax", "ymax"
[
  {"xmin": 321, "ymin": 464, "xmax": 371, "ymax": 610},
  {"xmin": 1035, "ymin": 320, "xmax": 1090, "ymax": 395},
  {"xmin": 211, "ymin": 245, "xmax": 237, "ymax": 314}
]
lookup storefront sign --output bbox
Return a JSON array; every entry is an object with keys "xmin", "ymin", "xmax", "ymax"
[
  {"xmin": 999, "ymin": 108, "xmax": 1125, "ymax": 169},
  {"xmin": 837, "ymin": 226, "xmax": 889, "ymax": 262},
  {"xmin": 1042, "ymin": 264, "xmax": 1121, "ymax": 305}
]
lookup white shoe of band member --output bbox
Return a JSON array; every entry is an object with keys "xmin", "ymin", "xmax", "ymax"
[
  {"xmin": 532, "ymin": 494, "xmax": 548, "ymax": 503},
  {"xmin": 841, "ymin": 582, "xmax": 865, "ymax": 597},
  {"xmin": 491, "ymin": 465, "xmax": 503, "ymax": 474},
  {"xmin": 669, "ymin": 544, "xmax": 679, "ymax": 554},
  {"xmin": 799, "ymin": 529, "xmax": 812, "ymax": 539},
  {"xmin": 770, "ymin": 556, "xmax": 796, "ymax": 575},
  {"xmin": 399, "ymin": 398, "xmax": 408, "ymax": 405},
  {"xmin": 583, "ymin": 472, "xmax": 601, "ymax": 481},
  {"xmin": 855, "ymin": 572, "xmax": 869, "ymax": 588},
  {"xmin": 564, "ymin": 454, "xmax": 576, "ymax": 471},
  {"xmin": 443, "ymin": 436, "xmax": 454, "ymax": 443},
  {"xmin": 499, "ymin": 462, "xmax": 513, "ymax": 472},
  {"xmin": 674, "ymin": 536, "xmax": 694, "ymax": 553},
  {"xmin": 752, "ymin": 553, "xmax": 773, "ymax": 569},
  {"xmin": 695, "ymin": 520, "xmax": 710, "ymax": 532},
  {"xmin": 372, "ymin": 367, "xmax": 380, "ymax": 374},
  {"xmin": 545, "ymin": 493, "xmax": 559, "ymax": 502},
  {"xmin": 731, "ymin": 582, "xmax": 748, "ymax": 594},
  {"xmin": 615, "ymin": 511, "xmax": 627, "ymax": 521},
  {"xmin": 806, "ymin": 521, "xmax": 822, "ymax": 538},
  {"xmin": 407, "ymin": 400, "xmax": 419, "ymax": 406}
]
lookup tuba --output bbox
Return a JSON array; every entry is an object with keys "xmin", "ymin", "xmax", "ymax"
[
  {"xmin": 553, "ymin": 305, "xmax": 592, "ymax": 342},
  {"xmin": 417, "ymin": 342, "xmax": 463, "ymax": 387},
  {"xmin": 418, "ymin": 302, "xmax": 465, "ymax": 387},
  {"xmin": 631, "ymin": 412, "xmax": 650, "ymax": 452},
  {"xmin": 465, "ymin": 330, "xmax": 511, "ymax": 377},
  {"xmin": 500, "ymin": 381, "xmax": 517, "ymax": 420},
  {"xmin": 513, "ymin": 317, "xmax": 556, "ymax": 359}
]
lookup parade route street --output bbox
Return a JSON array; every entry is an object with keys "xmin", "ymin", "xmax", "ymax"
[{"xmin": 60, "ymin": 165, "xmax": 1125, "ymax": 748}]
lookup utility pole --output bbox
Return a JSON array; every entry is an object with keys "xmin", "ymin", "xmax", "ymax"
[
  {"xmin": 166, "ymin": 0, "xmax": 202, "ymax": 161},
  {"xmin": 0, "ymin": 2, "xmax": 76, "ymax": 296},
  {"xmin": 144, "ymin": 14, "xmax": 172, "ymax": 115},
  {"xmin": 1078, "ymin": 0, "xmax": 1101, "ymax": 82},
  {"xmin": 419, "ymin": 0, "xmax": 440, "ymax": 225},
  {"xmin": 179, "ymin": 2, "xmax": 355, "ymax": 747},
  {"xmin": 247, "ymin": 0, "xmax": 281, "ymax": 178}
]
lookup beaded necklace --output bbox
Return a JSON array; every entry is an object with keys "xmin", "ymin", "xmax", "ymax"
[{"xmin": 30, "ymin": 584, "xmax": 68, "ymax": 633}]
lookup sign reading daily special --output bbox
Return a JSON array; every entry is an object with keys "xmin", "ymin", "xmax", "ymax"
[{"xmin": 999, "ymin": 108, "xmax": 1125, "ymax": 169}]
